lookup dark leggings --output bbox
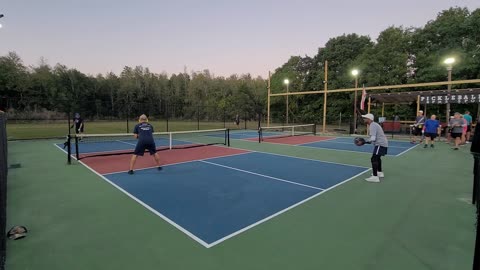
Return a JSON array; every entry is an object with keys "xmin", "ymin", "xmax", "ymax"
[{"xmin": 371, "ymin": 155, "xmax": 382, "ymax": 176}]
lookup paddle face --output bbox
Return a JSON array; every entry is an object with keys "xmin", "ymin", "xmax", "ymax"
[{"xmin": 354, "ymin": 137, "xmax": 366, "ymax": 146}]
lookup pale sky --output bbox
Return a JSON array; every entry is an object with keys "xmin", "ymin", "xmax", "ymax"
[{"xmin": 0, "ymin": 0, "xmax": 479, "ymax": 78}]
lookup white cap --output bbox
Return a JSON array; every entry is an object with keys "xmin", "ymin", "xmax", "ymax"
[
  {"xmin": 418, "ymin": 110, "xmax": 423, "ymax": 113},
  {"xmin": 361, "ymin": 113, "xmax": 374, "ymax": 121}
]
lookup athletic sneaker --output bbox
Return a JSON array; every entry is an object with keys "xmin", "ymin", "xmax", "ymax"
[
  {"xmin": 431, "ymin": 144, "xmax": 434, "ymax": 148},
  {"xmin": 424, "ymin": 144, "xmax": 428, "ymax": 148},
  {"xmin": 158, "ymin": 167, "xmax": 163, "ymax": 171},
  {"xmin": 365, "ymin": 176, "xmax": 380, "ymax": 183},
  {"xmin": 371, "ymin": 172, "xmax": 384, "ymax": 178},
  {"xmin": 128, "ymin": 170, "xmax": 134, "ymax": 175}
]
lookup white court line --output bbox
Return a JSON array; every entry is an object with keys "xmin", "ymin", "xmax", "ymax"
[
  {"xmin": 81, "ymin": 158, "xmax": 212, "ymax": 248},
  {"xmin": 395, "ymin": 143, "xmax": 420, "ymax": 157},
  {"xmin": 53, "ymin": 141, "xmax": 212, "ymax": 248},
  {"xmin": 227, "ymin": 145, "xmax": 370, "ymax": 169},
  {"xmin": 53, "ymin": 141, "xmax": 370, "ymax": 248},
  {"xmin": 54, "ymin": 143, "xmax": 79, "ymax": 161},
  {"xmin": 207, "ymin": 167, "xmax": 370, "ymax": 247},
  {"xmin": 200, "ymin": 160, "xmax": 324, "ymax": 191},
  {"xmin": 116, "ymin": 140, "xmax": 136, "ymax": 146},
  {"xmin": 103, "ymin": 151, "xmax": 252, "ymax": 175}
]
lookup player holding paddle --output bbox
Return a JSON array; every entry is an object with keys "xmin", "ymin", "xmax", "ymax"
[
  {"xmin": 354, "ymin": 113, "xmax": 389, "ymax": 183},
  {"xmin": 128, "ymin": 114, "xmax": 162, "ymax": 175}
]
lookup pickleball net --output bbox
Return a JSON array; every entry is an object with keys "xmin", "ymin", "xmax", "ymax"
[
  {"xmin": 66, "ymin": 128, "xmax": 230, "ymax": 161},
  {"xmin": 258, "ymin": 124, "xmax": 316, "ymax": 143}
]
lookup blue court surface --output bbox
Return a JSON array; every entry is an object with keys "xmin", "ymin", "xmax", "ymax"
[
  {"xmin": 299, "ymin": 137, "xmax": 416, "ymax": 156},
  {"xmin": 103, "ymin": 151, "xmax": 368, "ymax": 247}
]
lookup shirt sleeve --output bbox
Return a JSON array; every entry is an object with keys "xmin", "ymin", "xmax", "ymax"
[
  {"xmin": 133, "ymin": 124, "xmax": 138, "ymax": 134},
  {"xmin": 369, "ymin": 124, "xmax": 377, "ymax": 142}
]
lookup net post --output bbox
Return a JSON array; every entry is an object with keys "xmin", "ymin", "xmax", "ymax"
[
  {"xmin": 244, "ymin": 111, "xmax": 247, "ymax": 130},
  {"xmin": 225, "ymin": 129, "xmax": 229, "ymax": 146},
  {"xmin": 313, "ymin": 124, "xmax": 317, "ymax": 136},
  {"xmin": 75, "ymin": 135, "xmax": 80, "ymax": 160},
  {"xmin": 169, "ymin": 132, "xmax": 173, "ymax": 150},
  {"xmin": 67, "ymin": 135, "xmax": 71, "ymax": 165},
  {"xmin": 258, "ymin": 128, "xmax": 262, "ymax": 143},
  {"xmin": 291, "ymin": 126, "xmax": 295, "ymax": 136}
]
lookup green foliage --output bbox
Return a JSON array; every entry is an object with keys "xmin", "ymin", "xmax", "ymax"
[
  {"xmin": 1, "ymin": 6, "xmax": 479, "ymax": 126},
  {"xmin": 270, "ymin": 7, "xmax": 480, "ymax": 123}
]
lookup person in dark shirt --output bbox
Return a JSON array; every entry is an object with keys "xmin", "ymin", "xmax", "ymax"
[
  {"xmin": 70, "ymin": 113, "xmax": 84, "ymax": 135},
  {"xmin": 128, "ymin": 114, "xmax": 162, "ymax": 174},
  {"xmin": 410, "ymin": 110, "xmax": 425, "ymax": 144}
]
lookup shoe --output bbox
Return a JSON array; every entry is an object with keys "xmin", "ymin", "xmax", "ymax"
[
  {"xmin": 365, "ymin": 176, "xmax": 380, "ymax": 183},
  {"xmin": 158, "ymin": 167, "xmax": 163, "ymax": 171},
  {"xmin": 128, "ymin": 170, "xmax": 134, "ymax": 175},
  {"xmin": 453, "ymin": 147, "xmax": 459, "ymax": 150},
  {"xmin": 371, "ymin": 172, "xmax": 384, "ymax": 178},
  {"xmin": 430, "ymin": 144, "xmax": 434, "ymax": 148},
  {"xmin": 424, "ymin": 144, "xmax": 428, "ymax": 148}
]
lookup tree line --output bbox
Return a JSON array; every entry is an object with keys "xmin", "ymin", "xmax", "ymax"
[{"xmin": 1, "ymin": 7, "xmax": 479, "ymax": 124}]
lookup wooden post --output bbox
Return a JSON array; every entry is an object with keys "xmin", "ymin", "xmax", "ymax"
[
  {"xmin": 322, "ymin": 60, "xmax": 328, "ymax": 133},
  {"xmin": 267, "ymin": 71, "xmax": 271, "ymax": 127},
  {"xmin": 416, "ymin": 95, "xmax": 420, "ymax": 113}
]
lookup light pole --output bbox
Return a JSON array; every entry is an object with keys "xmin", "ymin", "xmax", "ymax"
[
  {"xmin": 444, "ymin": 57, "xmax": 455, "ymax": 124},
  {"xmin": 284, "ymin": 79, "xmax": 290, "ymax": 124},
  {"xmin": 352, "ymin": 69, "xmax": 359, "ymax": 133}
]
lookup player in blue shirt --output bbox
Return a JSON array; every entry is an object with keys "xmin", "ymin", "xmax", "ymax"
[
  {"xmin": 423, "ymin": 114, "xmax": 440, "ymax": 148},
  {"xmin": 128, "ymin": 114, "xmax": 162, "ymax": 174}
]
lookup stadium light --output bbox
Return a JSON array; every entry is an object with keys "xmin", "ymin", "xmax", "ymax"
[{"xmin": 444, "ymin": 57, "xmax": 455, "ymax": 66}]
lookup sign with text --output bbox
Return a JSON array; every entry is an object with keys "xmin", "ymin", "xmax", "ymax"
[{"xmin": 420, "ymin": 93, "xmax": 480, "ymax": 104}]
